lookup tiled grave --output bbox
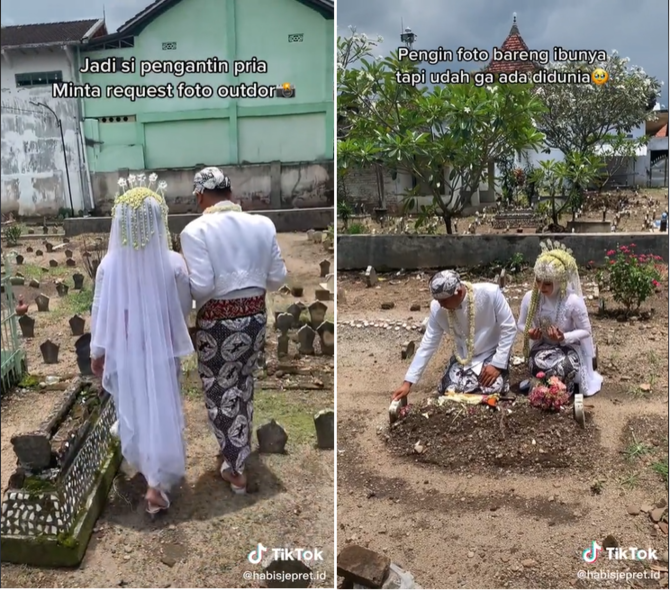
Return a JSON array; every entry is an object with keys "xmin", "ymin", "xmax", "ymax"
[{"xmin": 0, "ymin": 377, "xmax": 121, "ymax": 567}]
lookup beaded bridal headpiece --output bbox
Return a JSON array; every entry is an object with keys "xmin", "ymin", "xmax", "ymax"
[
  {"xmin": 112, "ymin": 173, "xmax": 171, "ymax": 249},
  {"xmin": 533, "ymin": 239, "xmax": 578, "ymax": 290}
]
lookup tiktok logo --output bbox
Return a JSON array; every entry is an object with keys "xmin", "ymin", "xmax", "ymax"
[
  {"xmin": 247, "ymin": 543, "xmax": 268, "ymax": 564},
  {"xmin": 582, "ymin": 541, "xmax": 602, "ymax": 563}
]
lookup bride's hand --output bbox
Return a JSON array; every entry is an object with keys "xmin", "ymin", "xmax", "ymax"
[{"xmin": 547, "ymin": 326, "xmax": 564, "ymax": 342}]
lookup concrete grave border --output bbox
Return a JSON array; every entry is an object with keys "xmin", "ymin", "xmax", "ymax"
[{"xmin": 336, "ymin": 233, "xmax": 669, "ymax": 271}]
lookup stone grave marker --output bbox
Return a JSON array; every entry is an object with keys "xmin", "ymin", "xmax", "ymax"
[
  {"xmin": 337, "ymin": 545, "xmax": 391, "ymax": 589},
  {"xmin": 290, "ymin": 285, "xmax": 304, "ymax": 297},
  {"xmin": 275, "ymin": 312, "xmax": 294, "ymax": 334},
  {"xmin": 278, "ymin": 284, "xmax": 291, "ymax": 296},
  {"xmin": 72, "ymin": 273, "xmax": 85, "ymax": 290},
  {"xmin": 277, "ymin": 334, "xmax": 290, "ymax": 358},
  {"xmin": 15, "ymin": 254, "xmax": 24, "ymax": 265},
  {"xmin": 256, "ymin": 420, "xmax": 288, "ymax": 453},
  {"xmin": 66, "ymin": 258, "xmax": 76, "ymax": 268},
  {"xmin": 315, "ymin": 287, "xmax": 332, "ymax": 301},
  {"xmin": 35, "ymin": 294, "xmax": 50, "ymax": 312},
  {"xmin": 64, "ymin": 249, "xmax": 73, "ymax": 258},
  {"xmin": 56, "ymin": 282, "xmax": 69, "ymax": 297},
  {"xmin": 69, "ymin": 315, "xmax": 86, "ymax": 336},
  {"xmin": 10, "ymin": 276, "xmax": 25, "ymax": 286},
  {"xmin": 18, "ymin": 315, "xmax": 35, "ymax": 338},
  {"xmin": 44, "ymin": 242, "xmax": 53, "ymax": 253},
  {"xmin": 401, "ymin": 341, "xmax": 416, "ymax": 360},
  {"xmin": 40, "ymin": 339, "xmax": 59, "ymax": 364},
  {"xmin": 365, "ymin": 266, "xmax": 377, "ymax": 287},
  {"xmin": 306, "ymin": 229, "xmax": 315, "ymax": 241},
  {"xmin": 314, "ymin": 409, "xmax": 334, "ymax": 449},
  {"xmin": 316, "ymin": 320, "xmax": 334, "ymax": 355},
  {"xmin": 49, "ymin": 259, "xmax": 58, "ymax": 268},
  {"xmin": 25, "ymin": 246, "xmax": 33, "ymax": 253},
  {"xmin": 286, "ymin": 302, "xmax": 306, "ymax": 327},
  {"xmin": 319, "ymin": 259, "xmax": 331, "ymax": 277},
  {"xmin": 29, "ymin": 279, "xmax": 40, "ymax": 288},
  {"xmin": 35, "ymin": 249, "xmax": 43, "ymax": 256},
  {"xmin": 63, "ymin": 237, "xmax": 70, "ymax": 243},
  {"xmin": 312, "ymin": 231, "xmax": 323, "ymax": 243},
  {"xmin": 308, "ymin": 301, "xmax": 328, "ymax": 328},
  {"xmin": 498, "ymin": 268, "xmax": 506, "ymax": 289},
  {"xmin": 297, "ymin": 325, "xmax": 316, "ymax": 355},
  {"xmin": 10, "ymin": 432, "xmax": 52, "ymax": 471}
]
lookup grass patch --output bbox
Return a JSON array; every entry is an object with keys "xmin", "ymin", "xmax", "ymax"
[
  {"xmin": 652, "ymin": 457, "xmax": 669, "ymax": 483},
  {"xmin": 255, "ymin": 390, "xmax": 322, "ymax": 446},
  {"xmin": 618, "ymin": 472, "xmax": 640, "ymax": 490},
  {"xmin": 623, "ymin": 433, "xmax": 653, "ymax": 461},
  {"xmin": 53, "ymin": 289, "xmax": 94, "ymax": 318},
  {"xmin": 14, "ymin": 263, "xmax": 67, "ymax": 282}
]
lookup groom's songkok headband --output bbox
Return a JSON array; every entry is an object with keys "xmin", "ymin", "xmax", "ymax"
[
  {"xmin": 429, "ymin": 270, "xmax": 462, "ymax": 300},
  {"xmin": 193, "ymin": 166, "xmax": 232, "ymax": 195}
]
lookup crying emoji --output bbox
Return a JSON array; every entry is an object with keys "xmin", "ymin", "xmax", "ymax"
[{"xmin": 591, "ymin": 68, "xmax": 609, "ymax": 85}]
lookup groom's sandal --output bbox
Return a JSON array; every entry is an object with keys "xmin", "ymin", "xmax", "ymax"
[
  {"xmin": 146, "ymin": 491, "xmax": 170, "ymax": 515},
  {"xmin": 220, "ymin": 465, "xmax": 247, "ymax": 495}
]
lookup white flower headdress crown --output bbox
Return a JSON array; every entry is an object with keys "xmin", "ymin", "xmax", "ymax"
[{"xmin": 112, "ymin": 173, "xmax": 171, "ymax": 249}]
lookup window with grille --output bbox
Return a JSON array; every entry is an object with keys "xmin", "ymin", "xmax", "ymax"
[
  {"xmin": 15, "ymin": 71, "xmax": 63, "ymax": 87},
  {"xmin": 288, "ymin": 34, "xmax": 304, "ymax": 43},
  {"xmin": 162, "ymin": 42, "xmax": 177, "ymax": 50}
]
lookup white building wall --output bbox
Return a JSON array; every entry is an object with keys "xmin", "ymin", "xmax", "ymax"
[{"xmin": 1, "ymin": 48, "xmax": 89, "ymax": 216}]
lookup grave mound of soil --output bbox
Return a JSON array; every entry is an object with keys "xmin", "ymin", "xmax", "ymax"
[{"xmin": 385, "ymin": 399, "xmax": 598, "ymax": 475}]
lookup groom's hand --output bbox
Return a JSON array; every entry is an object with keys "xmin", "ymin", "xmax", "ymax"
[{"xmin": 479, "ymin": 365, "xmax": 501, "ymax": 388}]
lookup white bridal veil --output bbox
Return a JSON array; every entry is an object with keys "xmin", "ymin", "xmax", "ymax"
[{"xmin": 90, "ymin": 185, "xmax": 193, "ymax": 491}]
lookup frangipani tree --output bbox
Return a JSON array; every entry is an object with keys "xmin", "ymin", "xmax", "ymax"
[
  {"xmin": 337, "ymin": 32, "xmax": 546, "ymax": 233},
  {"xmin": 535, "ymin": 53, "xmax": 662, "ymax": 158}
]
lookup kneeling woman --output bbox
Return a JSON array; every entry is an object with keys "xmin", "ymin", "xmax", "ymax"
[{"xmin": 517, "ymin": 242, "xmax": 603, "ymax": 396}]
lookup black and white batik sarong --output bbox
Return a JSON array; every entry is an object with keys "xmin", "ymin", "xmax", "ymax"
[
  {"xmin": 529, "ymin": 342, "xmax": 580, "ymax": 394},
  {"xmin": 195, "ymin": 295, "xmax": 266, "ymax": 476},
  {"xmin": 438, "ymin": 351, "xmax": 510, "ymax": 395}
]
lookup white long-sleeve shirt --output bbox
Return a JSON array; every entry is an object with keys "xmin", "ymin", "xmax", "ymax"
[
  {"xmin": 180, "ymin": 208, "xmax": 287, "ymax": 310},
  {"xmin": 517, "ymin": 290, "xmax": 602, "ymax": 395},
  {"xmin": 404, "ymin": 283, "xmax": 517, "ymax": 385}
]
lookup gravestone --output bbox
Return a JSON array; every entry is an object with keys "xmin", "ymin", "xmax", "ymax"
[
  {"xmin": 498, "ymin": 269, "xmax": 506, "ymax": 289},
  {"xmin": 15, "ymin": 254, "xmax": 24, "ymax": 265},
  {"xmin": 66, "ymin": 258, "xmax": 76, "ymax": 268},
  {"xmin": 290, "ymin": 286, "xmax": 304, "ymax": 297},
  {"xmin": 256, "ymin": 420, "xmax": 288, "ymax": 453},
  {"xmin": 312, "ymin": 231, "xmax": 323, "ymax": 243},
  {"xmin": 35, "ymin": 294, "xmax": 50, "ymax": 312},
  {"xmin": 286, "ymin": 303, "xmax": 305, "ymax": 327},
  {"xmin": 10, "ymin": 277, "xmax": 25, "ymax": 286},
  {"xmin": 278, "ymin": 284, "xmax": 291, "ymax": 296},
  {"xmin": 316, "ymin": 321, "xmax": 334, "ymax": 355},
  {"xmin": 306, "ymin": 229, "xmax": 315, "ymax": 241},
  {"xmin": 63, "ymin": 237, "xmax": 70, "ymax": 243},
  {"xmin": 337, "ymin": 545, "xmax": 391, "ymax": 588},
  {"xmin": 297, "ymin": 325, "xmax": 316, "ymax": 355},
  {"xmin": 64, "ymin": 249, "xmax": 73, "ymax": 258},
  {"xmin": 277, "ymin": 334, "xmax": 290, "ymax": 358},
  {"xmin": 319, "ymin": 259, "xmax": 331, "ymax": 277},
  {"xmin": 56, "ymin": 282, "xmax": 69, "ymax": 297},
  {"xmin": 314, "ymin": 409, "xmax": 334, "ymax": 449},
  {"xmin": 69, "ymin": 315, "xmax": 86, "ymax": 336},
  {"xmin": 40, "ymin": 340, "xmax": 59, "ymax": 364},
  {"xmin": 75, "ymin": 333, "xmax": 93, "ymax": 376},
  {"xmin": 72, "ymin": 273, "xmax": 84, "ymax": 290},
  {"xmin": 35, "ymin": 249, "xmax": 43, "ymax": 256},
  {"xmin": 18, "ymin": 315, "xmax": 35, "ymax": 338},
  {"xmin": 26, "ymin": 246, "xmax": 33, "ymax": 253},
  {"xmin": 275, "ymin": 312, "xmax": 294, "ymax": 335},
  {"xmin": 29, "ymin": 279, "xmax": 40, "ymax": 288},
  {"xmin": 315, "ymin": 288, "xmax": 332, "ymax": 301},
  {"xmin": 10, "ymin": 432, "xmax": 52, "ymax": 470},
  {"xmin": 401, "ymin": 341, "xmax": 416, "ymax": 360},
  {"xmin": 44, "ymin": 242, "xmax": 53, "ymax": 253},
  {"xmin": 365, "ymin": 266, "xmax": 377, "ymax": 287},
  {"xmin": 49, "ymin": 259, "xmax": 58, "ymax": 268},
  {"xmin": 308, "ymin": 301, "xmax": 328, "ymax": 328}
]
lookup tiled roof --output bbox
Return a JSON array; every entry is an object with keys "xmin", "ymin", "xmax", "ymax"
[
  {"xmin": 655, "ymin": 124, "xmax": 668, "ymax": 137},
  {"xmin": 1, "ymin": 19, "xmax": 103, "ymax": 48},
  {"xmin": 485, "ymin": 16, "xmax": 539, "ymax": 74}
]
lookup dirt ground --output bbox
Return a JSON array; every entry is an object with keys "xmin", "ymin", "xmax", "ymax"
[
  {"xmin": 1, "ymin": 231, "xmax": 334, "ymax": 588},
  {"xmin": 340, "ymin": 188, "xmax": 668, "ymax": 235},
  {"xmin": 336, "ymin": 263, "xmax": 669, "ymax": 589}
]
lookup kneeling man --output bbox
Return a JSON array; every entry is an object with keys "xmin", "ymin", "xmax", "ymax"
[{"xmin": 392, "ymin": 270, "xmax": 517, "ymax": 401}]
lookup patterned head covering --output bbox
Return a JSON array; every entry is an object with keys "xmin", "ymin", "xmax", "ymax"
[
  {"xmin": 193, "ymin": 166, "xmax": 232, "ymax": 195},
  {"xmin": 429, "ymin": 270, "xmax": 462, "ymax": 300}
]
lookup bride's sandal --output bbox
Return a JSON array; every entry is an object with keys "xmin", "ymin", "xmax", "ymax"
[
  {"xmin": 220, "ymin": 465, "xmax": 247, "ymax": 495},
  {"xmin": 146, "ymin": 490, "xmax": 170, "ymax": 515}
]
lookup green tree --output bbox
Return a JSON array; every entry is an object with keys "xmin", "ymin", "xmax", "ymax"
[
  {"xmin": 337, "ymin": 34, "xmax": 546, "ymax": 233},
  {"xmin": 535, "ymin": 53, "xmax": 661, "ymax": 157}
]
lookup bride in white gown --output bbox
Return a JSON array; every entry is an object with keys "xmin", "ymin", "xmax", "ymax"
[{"xmin": 517, "ymin": 241, "xmax": 603, "ymax": 397}]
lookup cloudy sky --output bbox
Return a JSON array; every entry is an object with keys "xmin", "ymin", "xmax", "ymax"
[
  {"xmin": 337, "ymin": 0, "xmax": 669, "ymax": 106},
  {"xmin": 1, "ymin": 0, "xmax": 147, "ymax": 32}
]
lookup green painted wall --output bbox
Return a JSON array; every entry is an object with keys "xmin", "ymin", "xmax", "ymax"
[{"xmin": 78, "ymin": 0, "xmax": 333, "ymax": 173}]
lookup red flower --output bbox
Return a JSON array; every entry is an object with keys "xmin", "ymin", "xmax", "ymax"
[
  {"xmin": 536, "ymin": 372, "xmax": 546, "ymax": 379},
  {"xmin": 606, "ymin": 250, "xmax": 615, "ymax": 256},
  {"xmin": 653, "ymin": 280, "xmax": 660, "ymax": 287}
]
